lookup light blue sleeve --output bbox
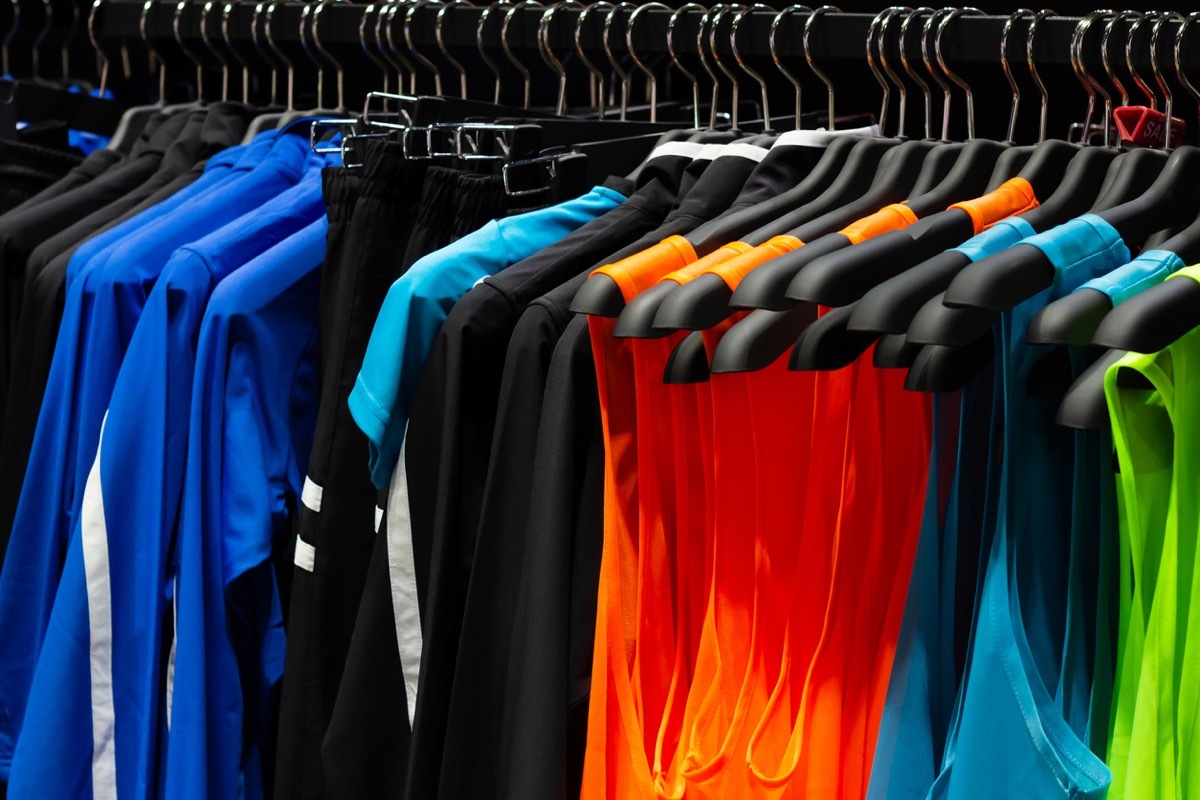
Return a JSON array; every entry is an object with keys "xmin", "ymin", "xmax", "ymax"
[{"xmin": 349, "ymin": 184, "xmax": 626, "ymax": 488}]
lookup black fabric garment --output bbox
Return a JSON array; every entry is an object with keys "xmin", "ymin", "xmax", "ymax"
[
  {"xmin": 274, "ymin": 141, "xmax": 428, "ymax": 800},
  {"xmin": 0, "ymin": 108, "xmax": 186, "ymax": 393},
  {"xmin": 0, "ymin": 140, "xmax": 83, "ymax": 215},
  {"xmin": 0, "ymin": 107, "xmax": 248, "ymax": 559},
  {"xmin": 0, "ymin": 147, "xmax": 121, "ymax": 220},
  {"xmin": 400, "ymin": 173, "xmax": 678, "ymax": 800},
  {"xmin": 315, "ymin": 162, "xmax": 517, "ymax": 800},
  {"xmin": 722, "ymin": 136, "xmax": 843, "ymax": 212},
  {"xmin": 470, "ymin": 150, "xmax": 761, "ymax": 800},
  {"xmin": 500, "ymin": 315, "xmax": 605, "ymax": 800}
]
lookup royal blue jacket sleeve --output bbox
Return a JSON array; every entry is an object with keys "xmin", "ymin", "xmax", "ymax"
[
  {"xmin": 165, "ymin": 219, "xmax": 326, "ymax": 800},
  {"xmin": 4, "ymin": 170, "xmax": 325, "ymax": 800}
]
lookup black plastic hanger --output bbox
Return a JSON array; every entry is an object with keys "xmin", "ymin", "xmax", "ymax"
[
  {"xmin": 874, "ymin": 333, "xmax": 922, "ymax": 368},
  {"xmin": 1054, "ymin": 348, "xmax": 1128, "ymax": 429},
  {"xmin": 939, "ymin": 146, "xmax": 1199, "ymax": 315},
  {"xmin": 662, "ymin": 330, "xmax": 714, "ymax": 384},
  {"xmin": 903, "ymin": 335, "xmax": 996, "ymax": 393},
  {"xmin": 905, "ymin": 146, "xmax": 1174, "ymax": 348},
  {"xmin": 643, "ymin": 139, "xmax": 931, "ymax": 339},
  {"xmin": 1091, "ymin": 269, "xmax": 1200, "ymax": 354},
  {"xmin": 724, "ymin": 139, "xmax": 945, "ymax": 313},
  {"xmin": 1028, "ymin": 213, "xmax": 1200, "ymax": 346},
  {"xmin": 845, "ymin": 145, "xmax": 1118, "ymax": 338},
  {"xmin": 786, "ymin": 138, "xmax": 1031, "ymax": 308}
]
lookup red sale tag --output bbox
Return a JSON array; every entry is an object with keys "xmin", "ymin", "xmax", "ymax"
[{"xmin": 1113, "ymin": 106, "xmax": 1187, "ymax": 149}]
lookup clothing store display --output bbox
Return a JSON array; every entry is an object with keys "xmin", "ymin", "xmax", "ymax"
[{"xmin": 2, "ymin": 6, "xmax": 1200, "ymax": 800}]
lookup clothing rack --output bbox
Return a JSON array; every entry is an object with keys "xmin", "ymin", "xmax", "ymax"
[{"xmin": 91, "ymin": 4, "xmax": 1200, "ymax": 67}]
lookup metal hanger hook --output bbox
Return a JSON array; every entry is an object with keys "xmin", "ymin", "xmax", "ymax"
[
  {"xmin": 90, "ymin": 0, "xmax": 110, "ymax": 96},
  {"xmin": 574, "ymin": 0, "xmax": 613, "ymax": 118},
  {"xmin": 877, "ymin": 7, "xmax": 910, "ymax": 138},
  {"xmin": 709, "ymin": 4, "xmax": 747, "ymax": 128},
  {"xmin": 539, "ymin": 1, "xmax": 584, "ymax": 114},
  {"xmin": 1103, "ymin": 11, "xmax": 1141, "ymax": 108},
  {"xmin": 1000, "ymin": 9, "xmax": 1034, "ymax": 141},
  {"xmin": 501, "ymin": 0, "xmax": 544, "ymax": 109},
  {"xmin": 668, "ymin": 3, "xmax": 705, "ymax": 128},
  {"xmin": 770, "ymin": 5, "xmax": 812, "ymax": 130},
  {"xmin": 602, "ymin": 1, "xmax": 636, "ymax": 120},
  {"xmin": 935, "ymin": 6, "xmax": 982, "ymax": 140},
  {"xmin": 406, "ymin": 1, "xmax": 447, "ymax": 97},
  {"xmin": 865, "ymin": 8, "xmax": 894, "ymax": 135},
  {"xmin": 174, "ymin": 0, "xmax": 206, "ymax": 100},
  {"xmin": 901, "ymin": 7, "xmax": 934, "ymax": 138},
  {"xmin": 1176, "ymin": 13, "xmax": 1200, "ymax": 145},
  {"xmin": 804, "ymin": 6, "xmax": 841, "ymax": 129},
  {"xmin": 437, "ymin": 0, "xmax": 476, "ymax": 99},
  {"xmin": 477, "ymin": 0, "xmax": 512, "ymax": 104},
  {"xmin": 628, "ymin": 2, "xmax": 670, "ymax": 123},
  {"xmin": 732, "ymin": 4, "xmax": 771, "ymax": 129},
  {"xmin": 1027, "ymin": 9, "xmax": 1057, "ymax": 143},
  {"xmin": 1072, "ymin": 10, "xmax": 1113, "ymax": 145},
  {"xmin": 1126, "ymin": 12, "xmax": 1158, "ymax": 109},
  {"xmin": 697, "ymin": 4, "xmax": 725, "ymax": 128},
  {"xmin": 1152, "ymin": 11, "xmax": 1183, "ymax": 149}
]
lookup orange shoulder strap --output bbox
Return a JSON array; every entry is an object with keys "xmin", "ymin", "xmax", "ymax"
[
  {"xmin": 840, "ymin": 203, "xmax": 919, "ymax": 244},
  {"xmin": 593, "ymin": 235, "xmax": 698, "ymax": 301},
  {"xmin": 660, "ymin": 241, "xmax": 755, "ymax": 285},
  {"xmin": 949, "ymin": 176, "xmax": 1039, "ymax": 234},
  {"xmin": 709, "ymin": 235, "xmax": 804, "ymax": 290}
]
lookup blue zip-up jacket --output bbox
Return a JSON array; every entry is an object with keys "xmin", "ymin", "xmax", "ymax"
[
  {"xmin": 0, "ymin": 128, "xmax": 318, "ymax": 782},
  {"xmin": 6, "ymin": 166, "xmax": 326, "ymax": 800},
  {"xmin": 165, "ymin": 218, "xmax": 327, "ymax": 800}
]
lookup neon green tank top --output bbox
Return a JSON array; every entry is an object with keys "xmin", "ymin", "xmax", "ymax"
[{"xmin": 1104, "ymin": 274, "xmax": 1200, "ymax": 797}]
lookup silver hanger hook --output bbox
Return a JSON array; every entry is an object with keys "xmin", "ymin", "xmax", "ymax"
[
  {"xmin": 935, "ymin": 7, "xmax": 981, "ymax": 140},
  {"xmin": 629, "ymin": 2, "xmax": 670, "ymax": 123},
  {"xmin": 1027, "ymin": 9, "xmax": 1056, "ymax": 143},
  {"xmin": 1177, "ymin": 13, "xmax": 1200, "ymax": 143},
  {"xmin": 1103, "ymin": 11, "xmax": 1141, "ymax": 108},
  {"xmin": 62, "ymin": 0, "xmax": 82, "ymax": 81},
  {"xmin": 732, "ymin": 4, "xmax": 771, "ymax": 129},
  {"xmin": 574, "ymin": 1, "xmax": 613, "ymax": 118},
  {"xmin": 539, "ymin": 1, "xmax": 583, "ymax": 114},
  {"xmin": 668, "ymin": 3, "xmax": 705, "ymax": 128},
  {"xmin": 921, "ymin": 8, "xmax": 952, "ymax": 137},
  {"xmin": 361, "ymin": 4, "xmax": 390, "ymax": 94},
  {"xmin": 299, "ymin": 3, "xmax": 323, "ymax": 107},
  {"xmin": 709, "ymin": 4, "xmax": 747, "ymax": 128},
  {"xmin": 204, "ymin": 0, "xmax": 232, "ymax": 101},
  {"xmin": 437, "ymin": 0, "xmax": 476, "ymax": 99},
  {"xmin": 385, "ymin": 3, "xmax": 416, "ymax": 94},
  {"xmin": 770, "ymin": 5, "xmax": 812, "ymax": 130},
  {"xmin": 254, "ymin": 0, "xmax": 281, "ymax": 106},
  {"xmin": 697, "ymin": 5, "xmax": 725, "ymax": 128},
  {"xmin": 30, "ymin": 0, "xmax": 52, "ymax": 80},
  {"xmin": 804, "ymin": 6, "xmax": 840, "ymax": 128},
  {"xmin": 89, "ymin": 0, "xmax": 110, "ymax": 96},
  {"xmin": 407, "ymin": 1, "xmax": 446, "ymax": 97},
  {"xmin": 901, "ymin": 7, "xmax": 934, "ymax": 138},
  {"xmin": 603, "ymin": 2, "xmax": 635, "ymax": 120},
  {"xmin": 313, "ymin": 0, "xmax": 344, "ymax": 108},
  {"xmin": 502, "ymin": 0, "xmax": 544, "ymax": 109},
  {"xmin": 1126, "ymin": 12, "xmax": 1158, "ymax": 109},
  {"xmin": 1072, "ymin": 10, "xmax": 1113, "ymax": 145},
  {"xmin": 264, "ymin": 1, "xmax": 294, "ymax": 110},
  {"xmin": 478, "ymin": 0, "xmax": 512, "ymax": 104},
  {"xmin": 865, "ymin": 8, "xmax": 893, "ymax": 135},
  {"xmin": 223, "ymin": 0, "xmax": 253, "ymax": 104},
  {"xmin": 174, "ymin": 0, "xmax": 206, "ymax": 100},
  {"xmin": 1000, "ymin": 9, "xmax": 1034, "ymax": 141},
  {"xmin": 877, "ymin": 7, "xmax": 910, "ymax": 138},
  {"xmin": 1152, "ymin": 11, "xmax": 1183, "ymax": 149}
]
